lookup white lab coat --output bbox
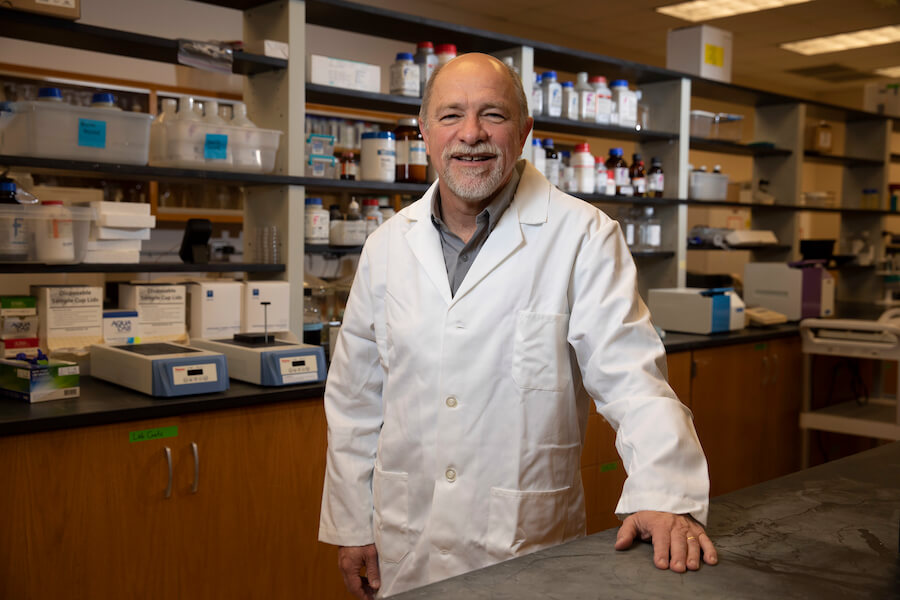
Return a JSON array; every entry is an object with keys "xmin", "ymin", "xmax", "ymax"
[{"xmin": 318, "ymin": 162, "xmax": 709, "ymax": 597}]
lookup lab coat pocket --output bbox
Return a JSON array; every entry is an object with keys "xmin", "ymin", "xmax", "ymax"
[
  {"xmin": 372, "ymin": 466, "xmax": 410, "ymax": 563},
  {"xmin": 511, "ymin": 311, "xmax": 570, "ymax": 391},
  {"xmin": 486, "ymin": 486, "xmax": 570, "ymax": 560}
]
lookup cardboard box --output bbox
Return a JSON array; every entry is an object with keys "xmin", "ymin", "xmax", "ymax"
[
  {"xmin": 0, "ymin": 357, "xmax": 80, "ymax": 403},
  {"xmin": 3, "ymin": 337, "xmax": 40, "ymax": 358},
  {"xmin": 241, "ymin": 281, "xmax": 290, "ymax": 333},
  {"xmin": 5, "ymin": 0, "xmax": 81, "ymax": 20},
  {"xmin": 309, "ymin": 54, "xmax": 380, "ymax": 93},
  {"xmin": 243, "ymin": 40, "xmax": 289, "ymax": 60},
  {"xmin": 32, "ymin": 185, "xmax": 103, "ymax": 205},
  {"xmin": 1, "ymin": 315, "xmax": 39, "ymax": 340},
  {"xmin": 103, "ymin": 310, "xmax": 141, "ymax": 345},
  {"xmin": 31, "ymin": 286, "xmax": 103, "ymax": 353},
  {"xmin": 119, "ymin": 284, "xmax": 186, "ymax": 342},
  {"xmin": 0, "ymin": 296, "xmax": 37, "ymax": 318},
  {"xmin": 187, "ymin": 281, "xmax": 242, "ymax": 339},
  {"xmin": 667, "ymin": 25, "xmax": 733, "ymax": 83}
]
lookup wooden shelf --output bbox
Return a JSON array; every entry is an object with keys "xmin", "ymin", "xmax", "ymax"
[
  {"xmin": 305, "ymin": 244, "xmax": 363, "ymax": 255},
  {"xmin": 577, "ymin": 194, "xmax": 682, "ymax": 206},
  {"xmin": 0, "ymin": 8, "xmax": 285, "ymax": 76},
  {"xmin": 155, "ymin": 208, "xmax": 244, "ymax": 223},
  {"xmin": 804, "ymin": 151, "xmax": 883, "ymax": 168},
  {"xmin": 0, "ymin": 262, "xmax": 284, "ymax": 273},
  {"xmin": 689, "ymin": 138, "xmax": 792, "ymax": 157},
  {"xmin": 297, "ymin": 177, "xmax": 430, "ymax": 195}
]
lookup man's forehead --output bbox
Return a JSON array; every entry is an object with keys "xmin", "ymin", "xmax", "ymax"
[{"xmin": 430, "ymin": 72, "xmax": 515, "ymax": 110}]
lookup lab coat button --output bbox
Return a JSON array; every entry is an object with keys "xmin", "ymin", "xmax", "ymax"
[
  {"xmin": 445, "ymin": 468, "xmax": 457, "ymax": 482},
  {"xmin": 440, "ymin": 548, "xmax": 451, "ymax": 555},
  {"xmin": 460, "ymin": 254, "xmax": 469, "ymax": 263},
  {"xmin": 445, "ymin": 396, "xmax": 458, "ymax": 408}
]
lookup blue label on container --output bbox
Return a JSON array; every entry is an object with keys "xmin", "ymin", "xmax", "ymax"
[
  {"xmin": 78, "ymin": 119, "xmax": 107, "ymax": 148},
  {"xmin": 204, "ymin": 134, "xmax": 228, "ymax": 160}
]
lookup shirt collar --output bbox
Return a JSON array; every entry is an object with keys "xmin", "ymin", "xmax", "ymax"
[{"xmin": 431, "ymin": 159, "xmax": 525, "ymax": 234}]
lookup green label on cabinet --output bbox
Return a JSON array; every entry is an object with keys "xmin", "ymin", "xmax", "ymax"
[
  {"xmin": 600, "ymin": 462, "xmax": 618, "ymax": 473},
  {"xmin": 754, "ymin": 343, "xmax": 768, "ymax": 351},
  {"xmin": 129, "ymin": 426, "xmax": 178, "ymax": 443}
]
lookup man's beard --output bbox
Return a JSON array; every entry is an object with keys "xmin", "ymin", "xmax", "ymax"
[{"xmin": 439, "ymin": 142, "xmax": 506, "ymax": 203}]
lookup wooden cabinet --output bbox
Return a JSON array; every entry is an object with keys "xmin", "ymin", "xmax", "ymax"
[
  {"xmin": 691, "ymin": 337, "xmax": 802, "ymax": 497},
  {"xmin": 0, "ymin": 400, "xmax": 352, "ymax": 600}
]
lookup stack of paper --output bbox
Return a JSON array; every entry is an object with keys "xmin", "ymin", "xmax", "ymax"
[{"xmin": 81, "ymin": 201, "xmax": 156, "ymax": 263}]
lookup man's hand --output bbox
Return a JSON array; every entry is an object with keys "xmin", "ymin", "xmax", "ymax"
[
  {"xmin": 614, "ymin": 510, "xmax": 718, "ymax": 572},
  {"xmin": 338, "ymin": 544, "xmax": 381, "ymax": 599}
]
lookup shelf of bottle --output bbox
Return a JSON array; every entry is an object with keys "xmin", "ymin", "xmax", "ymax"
[
  {"xmin": 305, "ymin": 244, "xmax": 364, "ymax": 256},
  {"xmin": 684, "ymin": 199, "xmax": 898, "ymax": 215},
  {"xmin": 577, "ymin": 194, "xmax": 682, "ymax": 206},
  {"xmin": 687, "ymin": 244, "xmax": 792, "ymax": 252},
  {"xmin": 688, "ymin": 138, "xmax": 792, "ymax": 157},
  {"xmin": 631, "ymin": 250, "xmax": 675, "ymax": 259},
  {"xmin": 0, "ymin": 7, "xmax": 286, "ymax": 76},
  {"xmin": 297, "ymin": 177, "xmax": 430, "ymax": 195},
  {"xmin": 0, "ymin": 262, "xmax": 284, "ymax": 274},
  {"xmin": 306, "ymin": 84, "xmax": 421, "ymax": 115},
  {"xmin": 532, "ymin": 116, "xmax": 676, "ymax": 143},
  {"xmin": 155, "ymin": 208, "xmax": 244, "ymax": 223},
  {"xmin": 803, "ymin": 152, "xmax": 883, "ymax": 168}
]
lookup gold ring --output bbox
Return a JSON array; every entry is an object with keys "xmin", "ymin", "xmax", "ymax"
[{"xmin": 687, "ymin": 536, "xmax": 697, "ymax": 541}]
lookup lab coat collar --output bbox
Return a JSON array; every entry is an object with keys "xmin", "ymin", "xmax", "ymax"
[{"xmin": 400, "ymin": 160, "xmax": 551, "ymax": 307}]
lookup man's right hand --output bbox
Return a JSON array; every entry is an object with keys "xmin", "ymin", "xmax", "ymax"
[{"xmin": 338, "ymin": 544, "xmax": 381, "ymax": 599}]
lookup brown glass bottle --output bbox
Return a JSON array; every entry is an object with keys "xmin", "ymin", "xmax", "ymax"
[
  {"xmin": 647, "ymin": 157, "xmax": 664, "ymax": 198},
  {"xmin": 630, "ymin": 153, "xmax": 646, "ymax": 197},
  {"xmin": 394, "ymin": 118, "xmax": 428, "ymax": 183},
  {"xmin": 605, "ymin": 148, "xmax": 630, "ymax": 196}
]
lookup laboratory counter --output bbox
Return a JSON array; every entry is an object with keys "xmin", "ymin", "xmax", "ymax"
[{"xmin": 395, "ymin": 442, "xmax": 900, "ymax": 600}]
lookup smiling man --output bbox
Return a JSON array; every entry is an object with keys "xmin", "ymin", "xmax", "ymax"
[{"xmin": 319, "ymin": 53, "xmax": 717, "ymax": 599}]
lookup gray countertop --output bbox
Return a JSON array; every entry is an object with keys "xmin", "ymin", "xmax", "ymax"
[{"xmin": 394, "ymin": 442, "xmax": 900, "ymax": 599}]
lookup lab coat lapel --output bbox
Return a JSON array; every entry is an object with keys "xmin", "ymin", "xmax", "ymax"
[
  {"xmin": 450, "ymin": 162, "xmax": 550, "ymax": 306},
  {"xmin": 403, "ymin": 184, "xmax": 453, "ymax": 305}
]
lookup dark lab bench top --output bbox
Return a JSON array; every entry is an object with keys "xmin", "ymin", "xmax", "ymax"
[
  {"xmin": 395, "ymin": 442, "xmax": 900, "ymax": 600},
  {"xmin": 0, "ymin": 375, "xmax": 325, "ymax": 437},
  {"xmin": 662, "ymin": 323, "xmax": 799, "ymax": 353}
]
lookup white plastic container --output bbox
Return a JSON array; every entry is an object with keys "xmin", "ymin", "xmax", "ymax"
[
  {"xmin": 562, "ymin": 82, "xmax": 578, "ymax": 120},
  {"xmin": 151, "ymin": 118, "xmax": 282, "ymax": 173},
  {"xmin": 362, "ymin": 198, "xmax": 383, "ymax": 226},
  {"xmin": 305, "ymin": 154, "xmax": 336, "ymax": 178},
  {"xmin": 575, "ymin": 72, "xmax": 596, "ymax": 122},
  {"xmin": 541, "ymin": 71, "xmax": 562, "ymax": 118},
  {"xmin": 689, "ymin": 171, "xmax": 729, "ymax": 200},
  {"xmin": 305, "ymin": 197, "xmax": 330, "ymax": 244},
  {"xmin": 591, "ymin": 76, "xmax": 612, "ymax": 125},
  {"xmin": 390, "ymin": 52, "xmax": 420, "ymax": 97},
  {"xmin": 0, "ymin": 204, "xmax": 93, "ymax": 264},
  {"xmin": 360, "ymin": 131, "xmax": 396, "ymax": 182},
  {"xmin": 689, "ymin": 110, "xmax": 716, "ymax": 138},
  {"xmin": 572, "ymin": 143, "xmax": 595, "ymax": 194},
  {"xmin": 414, "ymin": 42, "xmax": 439, "ymax": 96},
  {"xmin": 435, "ymin": 44, "xmax": 457, "ymax": 66},
  {"xmin": 531, "ymin": 138, "xmax": 545, "ymax": 174},
  {"xmin": 0, "ymin": 101, "xmax": 152, "ymax": 165},
  {"xmin": 531, "ymin": 73, "xmax": 543, "ymax": 117},
  {"xmin": 611, "ymin": 80, "xmax": 637, "ymax": 128},
  {"xmin": 149, "ymin": 99, "xmax": 177, "ymax": 166}
]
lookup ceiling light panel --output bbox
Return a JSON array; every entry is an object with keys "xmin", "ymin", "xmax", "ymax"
[
  {"xmin": 656, "ymin": 0, "xmax": 812, "ymax": 22},
  {"xmin": 780, "ymin": 25, "xmax": 900, "ymax": 55},
  {"xmin": 875, "ymin": 66, "xmax": 900, "ymax": 78}
]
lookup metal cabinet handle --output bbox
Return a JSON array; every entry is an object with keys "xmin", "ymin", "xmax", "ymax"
[
  {"xmin": 771, "ymin": 353, "xmax": 779, "ymax": 385},
  {"xmin": 761, "ymin": 356, "xmax": 769, "ymax": 386},
  {"xmin": 164, "ymin": 446, "xmax": 173, "ymax": 499},
  {"xmin": 191, "ymin": 442, "xmax": 200, "ymax": 494}
]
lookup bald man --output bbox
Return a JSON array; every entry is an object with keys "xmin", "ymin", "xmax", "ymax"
[{"xmin": 319, "ymin": 53, "xmax": 716, "ymax": 599}]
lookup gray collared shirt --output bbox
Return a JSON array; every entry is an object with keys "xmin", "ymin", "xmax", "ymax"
[{"xmin": 431, "ymin": 160, "xmax": 525, "ymax": 296}]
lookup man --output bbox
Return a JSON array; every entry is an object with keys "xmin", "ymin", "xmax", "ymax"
[{"xmin": 319, "ymin": 53, "xmax": 717, "ymax": 599}]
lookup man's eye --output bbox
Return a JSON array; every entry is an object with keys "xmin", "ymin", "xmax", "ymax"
[
  {"xmin": 485, "ymin": 113, "xmax": 506, "ymax": 121},
  {"xmin": 440, "ymin": 114, "xmax": 460, "ymax": 121}
]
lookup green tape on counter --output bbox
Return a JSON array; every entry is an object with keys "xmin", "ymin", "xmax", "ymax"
[
  {"xmin": 129, "ymin": 426, "xmax": 178, "ymax": 443},
  {"xmin": 600, "ymin": 462, "xmax": 618, "ymax": 473}
]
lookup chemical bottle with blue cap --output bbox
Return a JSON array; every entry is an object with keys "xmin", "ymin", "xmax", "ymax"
[
  {"xmin": 575, "ymin": 72, "xmax": 596, "ymax": 122},
  {"xmin": 90, "ymin": 92, "xmax": 120, "ymax": 110},
  {"xmin": 611, "ymin": 80, "xmax": 637, "ymax": 128},
  {"xmin": 37, "ymin": 87, "xmax": 63, "ymax": 103},
  {"xmin": 305, "ymin": 197, "xmax": 329, "ymax": 244},
  {"xmin": 390, "ymin": 52, "xmax": 420, "ymax": 97},
  {"xmin": 605, "ymin": 148, "xmax": 631, "ymax": 196},
  {"xmin": 0, "ymin": 177, "xmax": 28, "ymax": 261},
  {"xmin": 562, "ymin": 81, "xmax": 578, "ymax": 120},
  {"xmin": 531, "ymin": 73, "xmax": 543, "ymax": 117},
  {"xmin": 541, "ymin": 71, "xmax": 562, "ymax": 118},
  {"xmin": 530, "ymin": 137, "xmax": 545, "ymax": 175},
  {"xmin": 542, "ymin": 138, "xmax": 560, "ymax": 187}
]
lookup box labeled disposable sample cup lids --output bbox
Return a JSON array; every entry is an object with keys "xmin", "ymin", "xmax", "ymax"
[
  {"xmin": 32, "ymin": 286, "xmax": 103, "ymax": 353},
  {"xmin": 0, "ymin": 357, "xmax": 80, "ymax": 403},
  {"xmin": 119, "ymin": 284, "xmax": 186, "ymax": 342},
  {"xmin": 187, "ymin": 281, "xmax": 242, "ymax": 339},
  {"xmin": 667, "ymin": 25, "xmax": 733, "ymax": 83},
  {"xmin": 309, "ymin": 55, "xmax": 381, "ymax": 93},
  {"xmin": 242, "ymin": 281, "xmax": 290, "ymax": 333}
]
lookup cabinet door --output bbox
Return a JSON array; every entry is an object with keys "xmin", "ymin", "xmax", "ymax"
[
  {"xmin": 667, "ymin": 351, "xmax": 692, "ymax": 408},
  {"xmin": 0, "ymin": 419, "xmax": 180, "ymax": 600},
  {"xmin": 175, "ymin": 401, "xmax": 350, "ymax": 600},
  {"xmin": 759, "ymin": 337, "xmax": 803, "ymax": 481},
  {"xmin": 691, "ymin": 342, "xmax": 766, "ymax": 496}
]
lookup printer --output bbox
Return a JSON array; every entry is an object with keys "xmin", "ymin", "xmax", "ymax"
[
  {"xmin": 648, "ymin": 287, "xmax": 745, "ymax": 335},
  {"xmin": 743, "ymin": 261, "xmax": 834, "ymax": 321}
]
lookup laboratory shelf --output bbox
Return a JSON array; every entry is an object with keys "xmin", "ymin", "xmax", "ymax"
[
  {"xmin": 0, "ymin": 262, "xmax": 284, "ymax": 274},
  {"xmin": 306, "ymin": 83, "xmax": 420, "ymax": 115},
  {"xmin": 533, "ymin": 116, "xmax": 676, "ymax": 143},
  {"xmin": 688, "ymin": 138, "xmax": 792, "ymax": 157},
  {"xmin": 687, "ymin": 244, "xmax": 792, "ymax": 252},
  {"xmin": 577, "ymin": 194, "xmax": 683, "ymax": 206},
  {"xmin": 297, "ymin": 176, "xmax": 430, "ymax": 195},
  {"xmin": 684, "ymin": 199, "xmax": 897, "ymax": 215},
  {"xmin": 800, "ymin": 399, "xmax": 900, "ymax": 442},
  {"xmin": 803, "ymin": 151, "xmax": 884, "ymax": 168},
  {"xmin": 305, "ymin": 244, "xmax": 364, "ymax": 256},
  {"xmin": 0, "ymin": 8, "xmax": 286, "ymax": 76},
  {"xmin": 631, "ymin": 251, "xmax": 675, "ymax": 259},
  {"xmin": 0, "ymin": 155, "xmax": 297, "ymax": 185}
]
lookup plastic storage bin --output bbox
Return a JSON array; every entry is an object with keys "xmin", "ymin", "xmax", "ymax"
[
  {"xmin": 0, "ymin": 101, "xmax": 152, "ymax": 164},
  {"xmin": 689, "ymin": 110, "xmax": 744, "ymax": 141},
  {"xmin": 689, "ymin": 110, "xmax": 715, "ymax": 138},
  {"xmin": 305, "ymin": 154, "xmax": 337, "ymax": 178},
  {"xmin": 0, "ymin": 204, "xmax": 94, "ymax": 264},
  {"xmin": 150, "ymin": 121, "xmax": 282, "ymax": 173},
  {"xmin": 689, "ymin": 171, "xmax": 729, "ymax": 201}
]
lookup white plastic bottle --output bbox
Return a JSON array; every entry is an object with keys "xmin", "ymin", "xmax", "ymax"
[
  {"xmin": 413, "ymin": 42, "xmax": 439, "ymax": 96},
  {"xmin": 531, "ymin": 137, "xmax": 545, "ymax": 175},
  {"xmin": 541, "ymin": 71, "xmax": 562, "ymax": 118},
  {"xmin": 362, "ymin": 198, "xmax": 383, "ymax": 226},
  {"xmin": 575, "ymin": 72, "xmax": 595, "ymax": 122},
  {"xmin": 203, "ymin": 100, "xmax": 227, "ymax": 125},
  {"xmin": 591, "ymin": 76, "xmax": 612, "ymax": 125},
  {"xmin": 435, "ymin": 44, "xmax": 457, "ymax": 66},
  {"xmin": 37, "ymin": 87, "xmax": 63, "ymax": 102},
  {"xmin": 390, "ymin": 52, "xmax": 420, "ymax": 97},
  {"xmin": 611, "ymin": 80, "xmax": 637, "ymax": 128},
  {"xmin": 543, "ymin": 138, "xmax": 560, "ymax": 187},
  {"xmin": 150, "ymin": 98, "xmax": 177, "ymax": 165},
  {"xmin": 595, "ymin": 156, "xmax": 613, "ymax": 195},
  {"xmin": 572, "ymin": 143, "xmax": 595, "ymax": 194},
  {"xmin": 305, "ymin": 197, "xmax": 330, "ymax": 244},
  {"xmin": 172, "ymin": 96, "xmax": 204, "ymax": 165},
  {"xmin": 230, "ymin": 102, "xmax": 256, "ymax": 127},
  {"xmin": 562, "ymin": 81, "xmax": 578, "ymax": 120},
  {"xmin": 531, "ymin": 73, "xmax": 543, "ymax": 117},
  {"xmin": 90, "ymin": 92, "xmax": 121, "ymax": 110}
]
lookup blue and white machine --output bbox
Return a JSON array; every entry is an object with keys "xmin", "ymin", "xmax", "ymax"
[
  {"xmin": 90, "ymin": 342, "xmax": 229, "ymax": 397},
  {"xmin": 191, "ymin": 334, "xmax": 326, "ymax": 386},
  {"xmin": 648, "ymin": 287, "xmax": 746, "ymax": 335}
]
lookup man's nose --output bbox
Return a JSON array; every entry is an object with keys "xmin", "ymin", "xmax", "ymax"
[{"xmin": 458, "ymin": 115, "xmax": 487, "ymax": 145}]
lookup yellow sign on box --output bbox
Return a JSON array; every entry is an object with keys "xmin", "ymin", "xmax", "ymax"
[{"xmin": 704, "ymin": 44, "xmax": 725, "ymax": 67}]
